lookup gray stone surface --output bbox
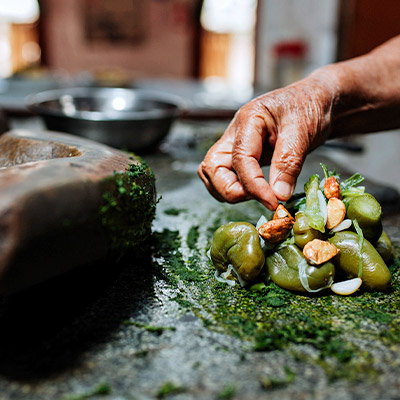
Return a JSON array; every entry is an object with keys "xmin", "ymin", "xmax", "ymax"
[
  {"xmin": 0, "ymin": 121, "xmax": 399, "ymax": 400},
  {"xmin": 0, "ymin": 130, "xmax": 150, "ymax": 295}
]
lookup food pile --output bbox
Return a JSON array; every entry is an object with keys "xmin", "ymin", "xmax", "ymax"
[{"xmin": 210, "ymin": 164, "xmax": 393, "ymax": 295}]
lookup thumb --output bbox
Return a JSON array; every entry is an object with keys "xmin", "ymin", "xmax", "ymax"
[{"xmin": 269, "ymin": 129, "xmax": 308, "ymax": 201}]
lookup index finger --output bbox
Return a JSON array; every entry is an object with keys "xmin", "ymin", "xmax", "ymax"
[
  {"xmin": 232, "ymin": 114, "xmax": 279, "ymax": 210},
  {"xmin": 198, "ymin": 130, "xmax": 252, "ymax": 204}
]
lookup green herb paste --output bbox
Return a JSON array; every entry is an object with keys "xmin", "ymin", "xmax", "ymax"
[{"xmin": 99, "ymin": 158, "xmax": 157, "ymax": 258}]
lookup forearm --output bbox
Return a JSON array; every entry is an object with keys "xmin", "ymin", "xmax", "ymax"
[{"xmin": 312, "ymin": 35, "xmax": 400, "ymax": 137}]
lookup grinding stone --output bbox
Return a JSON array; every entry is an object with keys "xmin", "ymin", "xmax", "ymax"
[{"xmin": 0, "ymin": 129, "xmax": 156, "ymax": 295}]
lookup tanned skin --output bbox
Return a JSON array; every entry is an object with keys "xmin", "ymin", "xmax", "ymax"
[{"xmin": 198, "ymin": 35, "xmax": 400, "ymax": 210}]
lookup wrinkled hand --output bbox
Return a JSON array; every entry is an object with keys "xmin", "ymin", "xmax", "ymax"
[{"xmin": 198, "ymin": 75, "xmax": 336, "ymax": 210}]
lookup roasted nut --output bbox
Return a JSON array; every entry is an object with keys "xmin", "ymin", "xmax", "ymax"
[
  {"xmin": 258, "ymin": 217, "xmax": 294, "ymax": 243},
  {"xmin": 303, "ymin": 239, "xmax": 339, "ymax": 265},
  {"xmin": 273, "ymin": 204, "xmax": 294, "ymax": 221},
  {"xmin": 326, "ymin": 198, "xmax": 346, "ymax": 229},
  {"xmin": 324, "ymin": 176, "xmax": 342, "ymax": 199}
]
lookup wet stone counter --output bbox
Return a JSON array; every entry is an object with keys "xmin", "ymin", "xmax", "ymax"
[{"xmin": 0, "ymin": 122, "xmax": 400, "ymax": 400}]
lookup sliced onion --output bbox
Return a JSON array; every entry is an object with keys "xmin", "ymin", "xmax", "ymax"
[
  {"xmin": 318, "ymin": 190, "xmax": 327, "ymax": 226},
  {"xmin": 214, "ymin": 265, "xmax": 236, "ymax": 286},
  {"xmin": 331, "ymin": 277, "xmax": 362, "ymax": 295},
  {"xmin": 298, "ymin": 258, "xmax": 332, "ymax": 293},
  {"xmin": 214, "ymin": 264, "xmax": 249, "ymax": 287},
  {"xmin": 319, "ymin": 177, "xmax": 326, "ymax": 192},
  {"xmin": 331, "ymin": 219, "xmax": 352, "ymax": 232},
  {"xmin": 220, "ymin": 264, "xmax": 234, "ymax": 279},
  {"xmin": 214, "ymin": 270, "xmax": 236, "ymax": 286},
  {"xmin": 229, "ymin": 264, "xmax": 248, "ymax": 287},
  {"xmin": 256, "ymin": 215, "xmax": 268, "ymax": 230}
]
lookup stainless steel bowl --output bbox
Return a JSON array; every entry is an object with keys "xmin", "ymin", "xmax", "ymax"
[{"xmin": 26, "ymin": 87, "xmax": 182, "ymax": 152}]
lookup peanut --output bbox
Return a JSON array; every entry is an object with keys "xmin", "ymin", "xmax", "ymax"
[
  {"xmin": 303, "ymin": 239, "xmax": 339, "ymax": 265},
  {"xmin": 324, "ymin": 176, "xmax": 342, "ymax": 199},
  {"xmin": 326, "ymin": 198, "xmax": 346, "ymax": 229},
  {"xmin": 273, "ymin": 204, "xmax": 294, "ymax": 221},
  {"xmin": 258, "ymin": 217, "xmax": 294, "ymax": 243}
]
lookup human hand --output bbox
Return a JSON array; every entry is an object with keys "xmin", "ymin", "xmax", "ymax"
[{"xmin": 198, "ymin": 74, "xmax": 336, "ymax": 210}]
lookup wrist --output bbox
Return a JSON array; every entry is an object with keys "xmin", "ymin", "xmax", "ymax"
[{"xmin": 310, "ymin": 39, "xmax": 400, "ymax": 135}]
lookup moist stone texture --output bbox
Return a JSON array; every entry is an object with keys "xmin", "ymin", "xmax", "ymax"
[{"xmin": 0, "ymin": 127, "xmax": 399, "ymax": 400}]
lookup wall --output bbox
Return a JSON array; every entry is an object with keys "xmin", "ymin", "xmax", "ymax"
[
  {"xmin": 255, "ymin": 0, "xmax": 340, "ymax": 90},
  {"xmin": 337, "ymin": 0, "xmax": 400, "ymax": 61},
  {"xmin": 39, "ymin": 0, "xmax": 200, "ymax": 80}
]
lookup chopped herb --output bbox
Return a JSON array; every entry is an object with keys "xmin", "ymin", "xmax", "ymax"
[
  {"xmin": 187, "ymin": 225, "xmax": 200, "ymax": 250},
  {"xmin": 274, "ymin": 233, "xmax": 295, "ymax": 250},
  {"xmin": 340, "ymin": 172, "xmax": 365, "ymax": 191},
  {"xmin": 342, "ymin": 186, "xmax": 365, "ymax": 198},
  {"xmin": 320, "ymin": 163, "xmax": 330, "ymax": 180},
  {"xmin": 122, "ymin": 320, "xmax": 176, "ymax": 333},
  {"xmin": 99, "ymin": 159, "xmax": 158, "ymax": 258},
  {"xmin": 320, "ymin": 163, "xmax": 339, "ymax": 180},
  {"xmin": 64, "ymin": 383, "xmax": 111, "ymax": 400},
  {"xmin": 389, "ymin": 256, "xmax": 400, "ymax": 276},
  {"xmin": 260, "ymin": 366, "xmax": 295, "ymax": 390},
  {"xmin": 153, "ymin": 203, "xmax": 400, "ymax": 385},
  {"xmin": 164, "ymin": 208, "xmax": 186, "ymax": 216},
  {"xmin": 284, "ymin": 192, "xmax": 306, "ymax": 211},
  {"xmin": 265, "ymin": 292, "xmax": 286, "ymax": 307},
  {"xmin": 249, "ymin": 282, "xmax": 266, "ymax": 292},
  {"xmin": 216, "ymin": 384, "xmax": 236, "ymax": 400},
  {"xmin": 155, "ymin": 381, "xmax": 185, "ymax": 399}
]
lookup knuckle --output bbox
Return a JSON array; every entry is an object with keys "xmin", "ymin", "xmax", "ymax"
[
  {"xmin": 273, "ymin": 150, "xmax": 304, "ymax": 179},
  {"xmin": 198, "ymin": 161, "xmax": 206, "ymax": 176}
]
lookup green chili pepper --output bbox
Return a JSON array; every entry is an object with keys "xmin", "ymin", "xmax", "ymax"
[
  {"xmin": 375, "ymin": 230, "xmax": 393, "ymax": 263},
  {"xmin": 266, "ymin": 244, "xmax": 335, "ymax": 293},
  {"xmin": 328, "ymin": 231, "xmax": 391, "ymax": 291},
  {"xmin": 346, "ymin": 193, "xmax": 383, "ymax": 243},
  {"xmin": 293, "ymin": 211, "xmax": 322, "ymax": 248},
  {"xmin": 210, "ymin": 221, "xmax": 265, "ymax": 284}
]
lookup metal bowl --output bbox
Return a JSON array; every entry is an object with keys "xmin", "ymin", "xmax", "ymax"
[{"xmin": 26, "ymin": 87, "xmax": 182, "ymax": 152}]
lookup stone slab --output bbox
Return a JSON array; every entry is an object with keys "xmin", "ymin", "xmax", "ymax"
[
  {"xmin": 0, "ymin": 121, "xmax": 399, "ymax": 400},
  {"xmin": 0, "ymin": 129, "xmax": 155, "ymax": 295}
]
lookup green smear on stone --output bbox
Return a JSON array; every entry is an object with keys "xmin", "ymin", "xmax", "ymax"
[
  {"xmin": 99, "ymin": 158, "xmax": 158, "ymax": 258},
  {"xmin": 216, "ymin": 384, "xmax": 236, "ymax": 400},
  {"xmin": 187, "ymin": 225, "xmax": 200, "ymax": 250},
  {"xmin": 260, "ymin": 366, "xmax": 296, "ymax": 390},
  {"xmin": 122, "ymin": 320, "xmax": 176, "ymax": 333},
  {"xmin": 155, "ymin": 381, "xmax": 185, "ymax": 399},
  {"xmin": 164, "ymin": 208, "xmax": 186, "ymax": 216},
  {"xmin": 152, "ymin": 206, "xmax": 400, "ymax": 383},
  {"xmin": 64, "ymin": 383, "xmax": 111, "ymax": 400}
]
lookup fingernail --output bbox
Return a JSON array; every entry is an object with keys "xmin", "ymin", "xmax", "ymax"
[{"xmin": 273, "ymin": 181, "xmax": 293, "ymax": 199}]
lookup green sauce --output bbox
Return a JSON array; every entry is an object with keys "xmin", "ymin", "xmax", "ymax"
[
  {"xmin": 152, "ymin": 208, "xmax": 400, "ymax": 382},
  {"xmin": 99, "ymin": 158, "xmax": 157, "ymax": 258}
]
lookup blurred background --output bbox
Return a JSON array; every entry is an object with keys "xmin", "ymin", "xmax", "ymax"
[
  {"xmin": 0, "ymin": 0, "xmax": 400, "ymax": 187},
  {"xmin": 2, "ymin": 0, "xmax": 399, "ymax": 90}
]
